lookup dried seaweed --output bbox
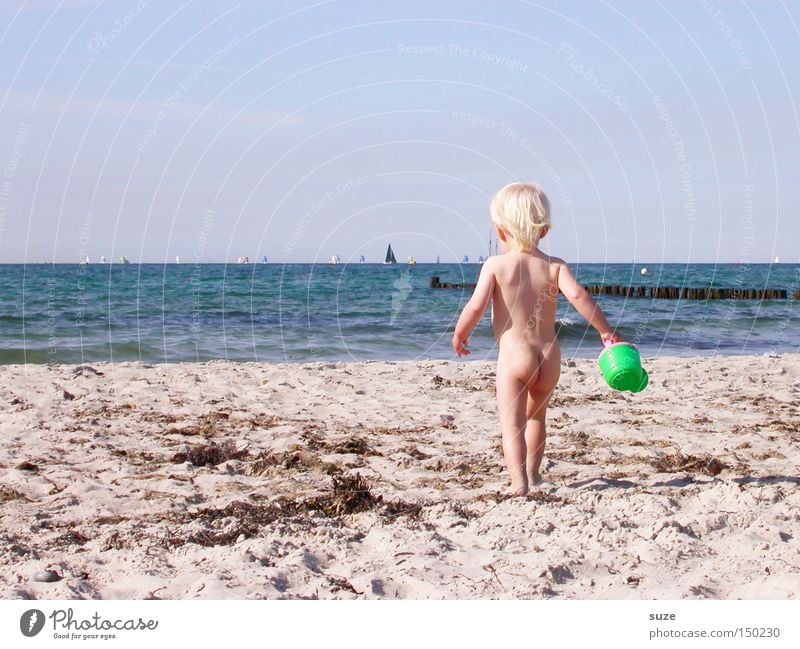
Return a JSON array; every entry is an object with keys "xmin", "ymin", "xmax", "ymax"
[
  {"xmin": 326, "ymin": 574, "xmax": 363, "ymax": 595},
  {"xmin": 308, "ymin": 474, "xmax": 381, "ymax": 517},
  {"xmin": 526, "ymin": 490, "xmax": 564, "ymax": 504},
  {"xmin": 111, "ymin": 448, "xmax": 158, "ymax": 466},
  {"xmin": 431, "ymin": 375, "xmax": 451, "ymax": 388},
  {"xmin": 52, "ymin": 530, "xmax": 91, "ymax": 547},
  {"xmin": 0, "ymin": 486, "xmax": 27, "ymax": 504},
  {"xmin": 247, "ymin": 449, "xmax": 341, "ymax": 476},
  {"xmin": 165, "ymin": 473, "xmax": 384, "ymax": 547},
  {"xmin": 402, "ymin": 446, "xmax": 432, "ymax": 460},
  {"xmin": 381, "ymin": 499, "xmax": 424, "ymax": 521},
  {"xmin": 450, "ymin": 502, "xmax": 478, "ymax": 520},
  {"xmin": 767, "ymin": 419, "xmax": 800, "ymax": 433},
  {"xmin": 326, "ymin": 436, "xmax": 380, "ymax": 456},
  {"xmin": 172, "ymin": 441, "xmax": 249, "ymax": 467},
  {"xmin": 166, "ymin": 412, "xmax": 230, "ymax": 438},
  {"xmin": 300, "ymin": 428, "xmax": 325, "ymax": 450},
  {"xmin": 181, "ymin": 500, "xmax": 290, "ymax": 547},
  {"xmin": 651, "ymin": 451, "xmax": 726, "ymax": 476},
  {"xmin": 428, "ymin": 458, "xmax": 497, "ymax": 476}
]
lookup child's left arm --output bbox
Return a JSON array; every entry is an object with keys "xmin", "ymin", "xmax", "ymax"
[{"xmin": 452, "ymin": 258, "xmax": 495, "ymax": 356}]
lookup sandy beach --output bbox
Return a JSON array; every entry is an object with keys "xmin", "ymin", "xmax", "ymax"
[{"xmin": 1, "ymin": 355, "xmax": 798, "ymax": 600}]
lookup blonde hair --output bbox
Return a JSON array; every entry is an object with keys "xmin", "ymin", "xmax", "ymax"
[{"xmin": 490, "ymin": 182, "xmax": 551, "ymax": 251}]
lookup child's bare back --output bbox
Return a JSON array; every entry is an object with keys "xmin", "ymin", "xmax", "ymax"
[
  {"xmin": 490, "ymin": 249, "xmax": 562, "ymax": 397},
  {"xmin": 452, "ymin": 183, "xmax": 620, "ymax": 496}
]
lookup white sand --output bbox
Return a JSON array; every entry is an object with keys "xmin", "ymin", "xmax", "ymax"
[{"xmin": 1, "ymin": 355, "xmax": 798, "ymax": 599}]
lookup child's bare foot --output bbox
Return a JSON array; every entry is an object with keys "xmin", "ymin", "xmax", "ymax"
[
  {"xmin": 509, "ymin": 474, "xmax": 529, "ymax": 496},
  {"xmin": 529, "ymin": 473, "xmax": 557, "ymax": 492},
  {"xmin": 528, "ymin": 472, "xmax": 543, "ymax": 487}
]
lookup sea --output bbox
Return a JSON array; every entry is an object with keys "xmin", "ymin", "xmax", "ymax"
[{"xmin": 1, "ymin": 262, "xmax": 798, "ymax": 365}]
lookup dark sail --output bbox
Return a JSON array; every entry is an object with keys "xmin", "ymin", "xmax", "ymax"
[{"xmin": 385, "ymin": 244, "xmax": 397, "ymax": 264}]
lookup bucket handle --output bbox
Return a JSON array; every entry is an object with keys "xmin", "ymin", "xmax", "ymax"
[{"xmin": 603, "ymin": 340, "xmax": 636, "ymax": 349}]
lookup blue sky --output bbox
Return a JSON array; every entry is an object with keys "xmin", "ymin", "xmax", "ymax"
[{"xmin": 0, "ymin": 0, "xmax": 797, "ymax": 263}]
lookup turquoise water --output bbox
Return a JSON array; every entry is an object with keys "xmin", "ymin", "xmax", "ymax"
[{"xmin": 1, "ymin": 262, "xmax": 798, "ymax": 364}]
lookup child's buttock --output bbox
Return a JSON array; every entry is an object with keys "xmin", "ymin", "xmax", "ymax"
[{"xmin": 498, "ymin": 337, "xmax": 561, "ymax": 391}]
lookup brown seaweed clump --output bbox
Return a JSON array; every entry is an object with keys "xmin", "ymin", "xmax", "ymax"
[
  {"xmin": 651, "ymin": 451, "xmax": 726, "ymax": 477},
  {"xmin": 247, "ymin": 448, "xmax": 341, "ymax": 476},
  {"xmin": 165, "ymin": 473, "xmax": 435, "ymax": 548},
  {"xmin": 308, "ymin": 474, "xmax": 381, "ymax": 517},
  {"xmin": 171, "ymin": 441, "xmax": 249, "ymax": 467}
]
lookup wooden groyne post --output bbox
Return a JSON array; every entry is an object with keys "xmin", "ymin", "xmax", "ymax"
[{"xmin": 429, "ymin": 277, "xmax": 798, "ymax": 300}]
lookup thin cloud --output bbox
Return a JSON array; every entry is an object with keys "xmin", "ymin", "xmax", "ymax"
[
  {"xmin": 6, "ymin": 0, "xmax": 127, "ymax": 12},
  {"xmin": 3, "ymin": 89, "xmax": 302, "ymax": 128}
]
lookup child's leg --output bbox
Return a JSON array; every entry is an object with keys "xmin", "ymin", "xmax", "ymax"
[
  {"xmin": 495, "ymin": 370, "xmax": 530, "ymax": 496},
  {"xmin": 524, "ymin": 389, "xmax": 550, "ymax": 485},
  {"xmin": 525, "ymin": 343, "xmax": 561, "ymax": 486}
]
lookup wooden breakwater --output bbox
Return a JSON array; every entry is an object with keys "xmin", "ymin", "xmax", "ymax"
[{"xmin": 428, "ymin": 276, "xmax": 799, "ymax": 300}]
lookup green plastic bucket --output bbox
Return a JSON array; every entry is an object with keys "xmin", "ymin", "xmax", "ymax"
[{"xmin": 598, "ymin": 342, "xmax": 649, "ymax": 393}]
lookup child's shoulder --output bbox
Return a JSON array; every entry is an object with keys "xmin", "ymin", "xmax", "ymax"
[{"xmin": 547, "ymin": 254, "xmax": 568, "ymax": 267}]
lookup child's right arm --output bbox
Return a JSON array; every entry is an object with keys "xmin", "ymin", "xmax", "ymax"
[
  {"xmin": 452, "ymin": 257, "xmax": 496, "ymax": 356},
  {"xmin": 556, "ymin": 260, "xmax": 620, "ymax": 345}
]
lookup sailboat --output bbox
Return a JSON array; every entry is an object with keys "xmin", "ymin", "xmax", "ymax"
[
  {"xmin": 384, "ymin": 244, "xmax": 397, "ymax": 264},
  {"xmin": 774, "ymin": 255, "xmax": 780, "ymax": 264}
]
